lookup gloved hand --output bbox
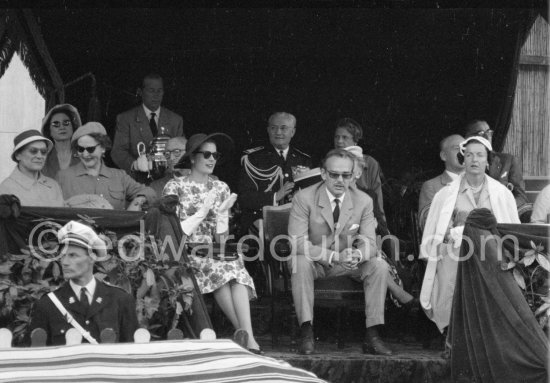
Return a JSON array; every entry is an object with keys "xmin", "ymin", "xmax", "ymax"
[
  {"xmin": 449, "ymin": 225, "xmax": 465, "ymax": 248},
  {"xmin": 216, "ymin": 193, "xmax": 237, "ymax": 234},
  {"xmin": 181, "ymin": 189, "xmax": 217, "ymax": 236}
]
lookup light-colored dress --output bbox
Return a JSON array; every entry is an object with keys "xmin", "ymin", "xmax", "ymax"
[{"xmin": 163, "ymin": 176, "xmax": 256, "ymax": 299}]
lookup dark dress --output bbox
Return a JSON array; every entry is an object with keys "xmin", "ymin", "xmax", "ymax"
[{"xmin": 449, "ymin": 208, "xmax": 548, "ymax": 383}]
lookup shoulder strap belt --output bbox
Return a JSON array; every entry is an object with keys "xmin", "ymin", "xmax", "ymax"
[{"xmin": 47, "ymin": 292, "xmax": 99, "ymax": 344}]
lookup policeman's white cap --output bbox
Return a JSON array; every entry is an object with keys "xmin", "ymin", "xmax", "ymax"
[{"xmin": 57, "ymin": 221, "xmax": 108, "ymax": 260}]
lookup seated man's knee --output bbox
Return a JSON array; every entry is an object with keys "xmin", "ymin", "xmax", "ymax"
[{"xmin": 362, "ymin": 256, "xmax": 389, "ymax": 275}]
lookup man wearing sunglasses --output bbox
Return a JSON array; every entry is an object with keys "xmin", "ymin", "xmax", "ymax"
[
  {"xmin": 288, "ymin": 148, "xmax": 392, "ymax": 356},
  {"xmin": 111, "ymin": 73, "xmax": 185, "ymax": 178},
  {"xmin": 238, "ymin": 112, "xmax": 312, "ymax": 235},
  {"xmin": 464, "ymin": 120, "xmax": 530, "ymax": 221}
]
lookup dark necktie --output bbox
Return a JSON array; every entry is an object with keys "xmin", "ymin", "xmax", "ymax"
[
  {"xmin": 80, "ymin": 287, "xmax": 90, "ymax": 311},
  {"xmin": 279, "ymin": 150, "xmax": 285, "ymax": 163},
  {"xmin": 333, "ymin": 198, "xmax": 340, "ymax": 225},
  {"xmin": 149, "ymin": 112, "xmax": 158, "ymax": 137}
]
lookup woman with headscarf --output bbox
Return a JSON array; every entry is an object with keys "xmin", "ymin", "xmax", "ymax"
[
  {"xmin": 162, "ymin": 133, "xmax": 262, "ymax": 354},
  {"xmin": 420, "ymin": 136, "xmax": 520, "ymax": 334},
  {"xmin": 41, "ymin": 104, "xmax": 82, "ymax": 179},
  {"xmin": 0, "ymin": 130, "xmax": 63, "ymax": 207},
  {"xmin": 56, "ymin": 122, "xmax": 157, "ymax": 211}
]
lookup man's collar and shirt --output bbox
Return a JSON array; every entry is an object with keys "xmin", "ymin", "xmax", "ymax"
[{"xmin": 69, "ymin": 278, "xmax": 97, "ymax": 306}]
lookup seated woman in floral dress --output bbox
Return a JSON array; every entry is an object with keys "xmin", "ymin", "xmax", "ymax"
[{"xmin": 162, "ymin": 133, "xmax": 262, "ymax": 354}]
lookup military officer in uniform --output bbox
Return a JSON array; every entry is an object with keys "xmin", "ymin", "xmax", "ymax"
[
  {"xmin": 29, "ymin": 221, "xmax": 138, "ymax": 346},
  {"xmin": 238, "ymin": 112, "xmax": 312, "ymax": 234}
]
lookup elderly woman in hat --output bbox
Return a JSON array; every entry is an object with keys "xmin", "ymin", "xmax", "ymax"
[
  {"xmin": 162, "ymin": 133, "xmax": 262, "ymax": 354},
  {"xmin": 0, "ymin": 130, "xmax": 64, "ymax": 207},
  {"xmin": 29, "ymin": 221, "xmax": 138, "ymax": 345},
  {"xmin": 41, "ymin": 104, "xmax": 82, "ymax": 179},
  {"xmin": 420, "ymin": 136, "xmax": 520, "ymax": 334},
  {"xmin": 334, "ymin": 118, "xmax": 385, "ymax": 220},
  {"xmin": 56, "ymin": 122, "xmax": 157, "ymax": 210}
]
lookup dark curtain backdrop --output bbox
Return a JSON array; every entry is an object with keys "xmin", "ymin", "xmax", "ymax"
[{"xmin": 33, "ymin": 8, "xmax": 543, "ymax": 189}]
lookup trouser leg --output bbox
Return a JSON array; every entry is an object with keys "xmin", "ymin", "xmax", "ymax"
[
  {"xmin": 290, "ymin": 255, "xmax": 317, "ymax": 325},
  {"xmin": 359, "ymin": 256, "xmax": 389, "ymax": 328}
]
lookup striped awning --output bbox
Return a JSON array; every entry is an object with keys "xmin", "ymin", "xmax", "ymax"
[{"xmin": 0, "ymin": 339, "xmax": 327, "ymax": 382}]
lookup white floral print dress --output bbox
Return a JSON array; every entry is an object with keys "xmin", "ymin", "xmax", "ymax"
[{"xmin": 163, "ymin": 176, "xmax": 256, "ymax": 299}]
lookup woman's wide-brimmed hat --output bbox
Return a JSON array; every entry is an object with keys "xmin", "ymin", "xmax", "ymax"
[
  {"xmin": 459, "ymin": 136, "xmax": 493, "ymax": 154},
  {"xmin": 41, "ymin": 104, "xmax": 82, "ymax": 140},
  {"xmin": 11, "ymin": 130, "xmax": 53, "ymax": 162},
  {"xmin": 183, "ymin": 132, "xmax": 234, "ymax": 159}
]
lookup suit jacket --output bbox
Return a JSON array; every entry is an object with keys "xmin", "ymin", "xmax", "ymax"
[
  {"xmin": 238, "ymin": 145, "xmax": 312, "ymax": 232},
  {"xmin": 488, "ymin": 152, "xmax": 528, "ymax": 208},
  {"xmin": 111, "ymin": 105, "xmax": 184, "ymax": 174},
  {"xmin": 29, "ymin": 279, "xmax": 138, "ymax": 346},
  {"xmin": 418, "ymin": 171, "xmax": 455, "ymax": 229},
  {"xmin": 288, "ymin": 182, "xmax": 377, "ymax": 263}
]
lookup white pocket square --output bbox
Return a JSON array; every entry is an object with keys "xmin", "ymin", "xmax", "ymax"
[{"xmin": 349, "ymin": 224, "xmax": 360, "ymax": 231}]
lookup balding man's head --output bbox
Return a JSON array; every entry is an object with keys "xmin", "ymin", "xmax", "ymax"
[
  {"xmin": 439, "ymin": 134, "xmax": 464, "ymax": 174},
  {"xmin": 267, "ymin": 112, "xmax": 296, "ymax": 150},
  {"xmin": 166, "ymin": 136, "xmax": 187, "ymax": 170}
]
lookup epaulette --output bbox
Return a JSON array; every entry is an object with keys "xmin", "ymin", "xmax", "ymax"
[
  {"xmin": 243, "ymin": 146, "xmax": 264, "ymax": 155},
  {"xmin": 293, "ymin": 147, "xmax": 311, "ymax": 158},
  {"xmin": 241, "ymin": 146, "xmax": 264, "ymax": 165}
]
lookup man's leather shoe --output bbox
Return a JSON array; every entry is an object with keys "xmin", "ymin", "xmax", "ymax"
[
  {"xmin": 299, "ymin": 336, "xmax": 315, "ymax": 355},
  {"xmin": 298, "ymin": 324, "xmax": 314, "ymax": 355},
  {"xmin": 362, "ymin": 336, "xmax": 393, "ymax": 356}
]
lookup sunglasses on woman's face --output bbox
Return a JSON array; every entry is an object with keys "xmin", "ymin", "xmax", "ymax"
[
  {"xmin": 51, "ymin": 120, "xmax": 72, "ymax": 128},
  {"xmin": 27, "ymin": 148, "xmax": 48, "ymax": 156},
  {"xmin": 196, "ymin": 151, "xmax": 221, "ymax": 160},
  {"xmin": 76, "ymin": 144, "xmax": 100, "ymax": 154}
]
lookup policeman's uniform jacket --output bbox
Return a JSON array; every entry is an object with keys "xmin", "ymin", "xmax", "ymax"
[
  {"xmin": 29, "ymin": 279, "xmax": 138, "ymax": 346},
  {"xmin": 238, "ymin": 145, "xmax": 312, "ymax": 232}
]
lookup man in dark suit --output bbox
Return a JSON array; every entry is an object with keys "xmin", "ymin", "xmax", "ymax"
[
  {"xmin": 288, "ymin": 148, "xmax": 392, "ymax": 355},
  {"xmin": 29, "ymin": 221, "xmax": 138, "ymax": 346},
  {"xmin": 464, "ymin": 120, "xmax": 530, "ymax": 220},
  {"xmin": 111, "ymin": 73, "xmax": 185, "ymax": 177},
  {"xmin": 238, "ymin": 112, "xmax": 312, "ymax": 234},
  {"xmin": 418, "ymin": 134, "xmax": 464, "ymax": 229}
]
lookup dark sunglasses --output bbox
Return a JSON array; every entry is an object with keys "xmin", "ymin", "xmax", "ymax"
[
  {"xmin": 326, "ymin": 170, "xmax": 353, "ymax": 180},
  {"xmin": 76, "ymin": 144, "xmax": 100, "ymax": 154},
  {"xmin": 27, "ymin": 147, "xmax": 48, "ymax": 155},
  {"xmin": 196, "ymin": 151, "xmax": 221, "ymax": 160},
  {"xmin": 51, "ymin": 120, "xmax": 72, "ymax": 128}
]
